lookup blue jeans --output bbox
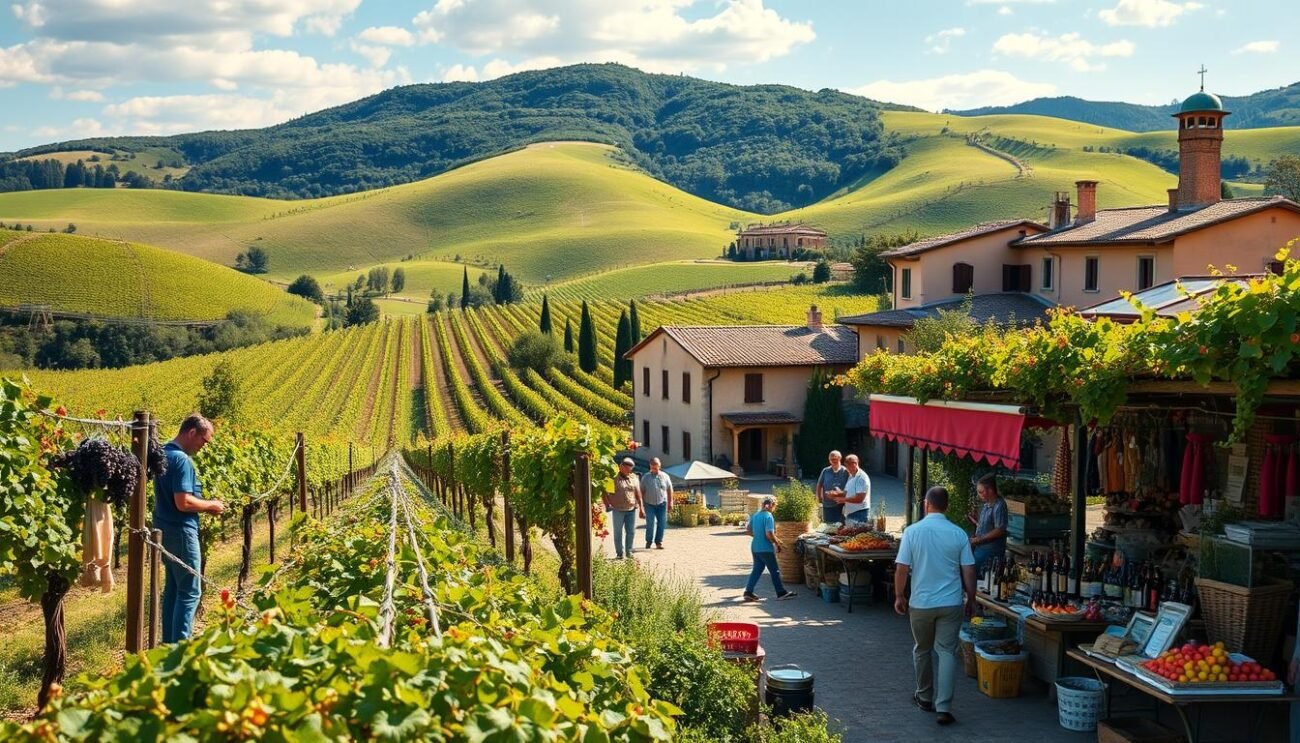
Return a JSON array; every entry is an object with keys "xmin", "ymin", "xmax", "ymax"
[
  {"xmin": 845, "ymin": 509, "xmax": 871, "ymax": 525},
  {"xmin": 611, "ymin": 509, "xmax": 637, "ymax": 557},
  {"xmin": 973, "ymin": 541, "xmax": 1004, "ymax": 574},
  {"xmin": 160, "ymin": 526, "xmax": 202, "ymax": 643},
  {"xmin": 821, "ymin": 503, "xmax": 843, "ymax": 524},
  {"xmin": 644, "ymin": 502, "xmax": 667, "ymax": 546},
  {"xmin": 745, "ymin": 551, "xmax": 787, "ymax": 596}
]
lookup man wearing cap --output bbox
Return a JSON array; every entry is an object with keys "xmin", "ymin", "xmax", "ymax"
[
  {"xmin": 640, "ymin": 457, "xmax": 673, "ymax": 550},
  {"xmin": 604, "ymin": 458, "xmax": 643, "ymax": 559}
]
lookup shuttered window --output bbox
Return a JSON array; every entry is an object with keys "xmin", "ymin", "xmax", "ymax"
[
  {"xmin": 1002, "ymin": 264, "xmax": 1032, "ymax": 292},
  {"xmin": 661, "ymin": 369, "xmax": 669, "ymax": 400},
  {"xmin": 642, "ymin": 420, "xmax": 650, "ymax": 448},
  {"xmin": 642, "ymin": 367, "xmax": 650, "ymax": 397},
  {"xmin": 661, "ymin": 425, "xmax": 670, "ymax": 455},
  {"xmin": 682, "ymin": 372, "xmax": 691, "ymax": 404},
  {"xmin": 682, "ymin": 431, "xmax": 692, "ymax": 461},
  {"xmin": 744, "ymin": 374, "xmax": 763, "ymax": 403},
  {"xmin": 952, "ymin": 262, "xmax": 974, "ymax": 294}
]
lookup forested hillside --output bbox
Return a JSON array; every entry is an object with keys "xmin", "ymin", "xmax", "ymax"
[
  {"xmin": 12, "ymin": 64, "xmax": 912, "ymax": 212},
  {"xmin": 952, "ymin": 81, "xmax": 1300, "ymax": 131}
]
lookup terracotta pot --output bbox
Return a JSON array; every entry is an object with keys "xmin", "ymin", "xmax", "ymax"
[{"xmin": 774, "ymin": 521, "xmax": 809, "ymax": 583}]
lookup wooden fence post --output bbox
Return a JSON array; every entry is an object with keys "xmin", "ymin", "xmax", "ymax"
[
  {"xmin": 502, "ymin": 431, "xmax": 514, "ymax": 564},
  {"xmin": 148, "ymin": 527, "xmax": 162, "ymax": 649},
  {"xmin": 125, "ymin": 411, "xmax": 150, "ymax": 653},
  {"xmin": 448, "ymin": 443, "xmax": 456, "ymax": 518},
  {"xmin": 296, "ymin": 433, "xmax": 307, "ymax": 515},
  {"xmin": 574, "ymin": 453, "xmax": 593, "ymax": 600},
  {"xmin": 348, "ymin": 442, "xmax": 354, "ymax": 496},
  {"xmin": 268, "ymin": 500, "xmax": 277, "ymax": 564}
]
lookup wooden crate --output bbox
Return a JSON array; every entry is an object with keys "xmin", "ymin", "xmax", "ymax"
[
  {"xmin": 1008, "ymin": 512, "xmax": 1070, "ymax": 540},
  {"xmin": 1097, "ymin": 717, "xmax": 1185, "ymax": 743}
]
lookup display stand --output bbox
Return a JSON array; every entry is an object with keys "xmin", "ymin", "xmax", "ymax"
[
  {"xmin": 815, "ymin": 544, "xmax": 897, "ymax": 613},
  {"xmin": 977, "ymin": 594, "xmax": 1110, "ymax": 683}
]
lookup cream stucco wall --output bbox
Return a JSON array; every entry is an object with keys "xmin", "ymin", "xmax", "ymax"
[
  {"xmin": 1018, "ymin": 245, "xmax": 1176, "ymax": 309},
  {"xmin": 629, "ymin": 334, "xmax": 708, "ymax": 467},
  {"xmin": 1170, "ymin": 208, "xmax": 1300, "ymax": 277},
  {"xmin": 892, "ymin": 225, "xmax": 1045, "ymax": 309}
]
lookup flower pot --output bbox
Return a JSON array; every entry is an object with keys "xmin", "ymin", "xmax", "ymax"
[{"xmin": 682, "ymin": 512, "xmax": 699, "ymax": 528}]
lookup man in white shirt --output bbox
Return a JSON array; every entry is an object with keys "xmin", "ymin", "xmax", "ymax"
[
  {"xmin": 894, "ymin": 486, "xmax": 976, "ymax": 727},
  {"xmin": 834, "ymin": 454, "xmax": 871, "ymax": 524}
]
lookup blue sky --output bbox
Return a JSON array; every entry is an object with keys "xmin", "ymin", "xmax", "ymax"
[{"xmin": 0, "ymin": 0, "xmax": 1295, "ymax": 152}]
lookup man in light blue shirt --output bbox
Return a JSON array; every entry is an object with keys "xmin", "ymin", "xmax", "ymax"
[
  {"xmin": 742, "ymin": 496, "xmax": 796, "ymax": 601},
  {"xmin": 640, "ymin": 458, "xmax": 673, "ymax": 550},
  {"xmin": 894, "ymin": 486, "xmax": 976, "ymax": 726}
]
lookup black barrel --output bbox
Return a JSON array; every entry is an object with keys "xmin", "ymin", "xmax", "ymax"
[{"xmin": 764, "ymin": 664, "xmax": 814, "ymax": 717}]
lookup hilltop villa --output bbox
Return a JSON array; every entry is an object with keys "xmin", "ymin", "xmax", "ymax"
[
  {"xmin": 624, "ymin": 306, "xmax": 854, "ymax": 475},
  {"xmin": 736, "ymin": 223, "xmax": 827, "ymax": 260}
]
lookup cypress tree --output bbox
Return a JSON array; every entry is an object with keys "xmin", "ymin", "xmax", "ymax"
[
  {"xmin": 629, "ymin": 299, "xmax": 642, "ymax": 343},
  {"xmin": 539, "ymin": 295, "xmax": 553, "ymax": 334},
  {"xmin": 796, "ymin": 368, "xmax": 846, "ymax": 476},
  {"xmin": 578, "ymin": 301, "xmax": 598, "ymax": 373},
  {"xmin": 564, "ymin": 319, "xmax": 574, "ymax": 353},
  {"xmin": 495, "ymin": 265, "xmax": 507, "ymax": 304},
  {"xmin": 461, "ymin": 266, "xmax": 470, "ymax": 309},
  {"xmin": 614, "ymin": 310, "xmax": 632, "ymax": 388}
]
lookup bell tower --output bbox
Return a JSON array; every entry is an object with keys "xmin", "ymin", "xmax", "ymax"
[{"xmin": 1172, "ymin": 66, "xmax": 1229, "ymax": 210}]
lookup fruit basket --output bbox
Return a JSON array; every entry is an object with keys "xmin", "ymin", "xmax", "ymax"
[{"xmin": 1031, "ymin": 599, "xmax": 1085, "ymax": 622}]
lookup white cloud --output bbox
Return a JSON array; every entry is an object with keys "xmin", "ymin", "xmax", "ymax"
[
  {"xmin": 10, "ymin": 0, "xmax": 362, "ymax": 43},
  {"xmin": 993, "ymin": 31, "xmax": 1134, "ymax": 72},
  {"xmin": 412, "ymin": 0, "xmax": 815, "ymax": 74},
  {"xmin": 1098, "ymin": 0, "xmax": 1202, "ymax": 27},
  {"xmin": 358, "ymin": 26, "xmax": 416, "ymax": 46},
  {"xmin": 350, "ymin": 42, "xmax": 393, "ymax": 67},
  {"xmin": 966, "ymin": 0, "xmax": 1054, "ymax": 4},
  {"xmin": 441, "ymin": 63, "xmax": 480, "ymax": 82},
  {"xmin": 850, "ymin": 69, "xmax": 1056, "ymax": 112},
  {"xmin": 998, "ymin": 6, "xmax": 1014, "ymax": 15},
  {"xmin": 925, "ymin": 27, "xmax": 966, "ymax": 55},
  {"xmin": 31, "ymin": 117, "xmax": 105, "ymax": 140},
  {"xmin": 50, "ymin": 86, "xmax": 104, "ymax": 101},
  {"xmin": 1232, "ymin": 40, "xmax": 1279, "ymax": 55}
]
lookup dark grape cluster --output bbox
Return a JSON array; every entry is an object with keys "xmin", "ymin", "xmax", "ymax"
[
  {"xmin": 146, "ymin": 430, "xmax": 168, "ymax": 479},
  {"xmin": 50, "ymin": 436, "xmax": 165, "ymax": 507}
]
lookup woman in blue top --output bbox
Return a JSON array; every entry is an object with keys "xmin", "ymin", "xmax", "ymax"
[{"xmin": 743, "ymin": 496, "xmax": 797, "ymax": 602}]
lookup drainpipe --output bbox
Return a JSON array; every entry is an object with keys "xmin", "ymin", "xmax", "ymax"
[{"xmin": 706, "ymin": 368, "xmax": 722, "ymax": 465}]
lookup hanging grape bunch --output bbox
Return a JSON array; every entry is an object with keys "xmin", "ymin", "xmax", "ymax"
[
  {"xmin": 49, "ymin": 438, "xmax": 145, "ymax": 506},
  {"xmin": 146, "ymin": 424, "xmax": 168, "ymax": 479}
]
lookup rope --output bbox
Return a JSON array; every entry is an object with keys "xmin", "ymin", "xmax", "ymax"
[
  {"xmin": 127, "ymin": 526, "xmax": 259, "ymax": 615},
  {"xmin": 40, "ymin": 409, "xmax": 131, "ymax": 429},
  {"xmin": 246, "ymin": 441, "xmax": 303, "ymax": 505},
  {"xmin": 396, "ymin": 471, "xmax": 442, "ymax": 638}
]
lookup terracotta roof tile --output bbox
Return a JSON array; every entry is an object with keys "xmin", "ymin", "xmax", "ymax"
[
  {"xmin": 737, "ymin": 223, "xmax": 827, "ymax": 237},
  {"xmin": 839, "ymin": 293, "xmax": 1053, "ymax": 329},
  {"xmin": 631, "ymin": 325, "xmax": 858, "ymax": 367},
  {"xmin": 1017, "ymin": 197, "xmax": 1300, "ymax": 246},
  {"xmin": 881, "ymin": 220, "xmax": 1047, "ymax": 258}
]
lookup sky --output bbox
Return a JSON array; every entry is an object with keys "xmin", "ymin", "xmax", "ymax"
[{"xmin": 0, "ymin": 0, "xmax": 1296, "ymax": 152}]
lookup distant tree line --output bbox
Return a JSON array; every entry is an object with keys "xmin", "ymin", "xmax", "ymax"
[
  {"xmin": 0, "ymin": 310, "xmax": 306, "ymax": 370},
  {"xmin": 1081, "ymin": 145, "xmax": 1256, "ymax": 180},
  {"xmin": 0, "ymin": 157, "xmax": 160, "ymax": 192}
]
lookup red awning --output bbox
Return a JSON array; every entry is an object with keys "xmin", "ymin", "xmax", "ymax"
[{"xmin": 868, "ymin": 394, "xmax": 1028, "ymax": 469}]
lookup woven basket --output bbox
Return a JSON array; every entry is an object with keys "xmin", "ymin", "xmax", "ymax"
[
  {"xmin": 803, "ymin": 557, "xmax": 822, "ymax": 589},
  {"xmin": 1195, "ymin": 577, "xmax": 1294, "ymax": 662},
  {"xmin": 774, "ymin": 521, "xmax": 808, "ymax": 584}
]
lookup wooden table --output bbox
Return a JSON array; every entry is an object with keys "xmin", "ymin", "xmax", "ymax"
[
  {"xmin": 1066, "ymin": 649, "xmax": 1299, "ymax": 743},
  {"xmin": 976, "ymin": 594, "xmax": 1110, "ymax": 683},
  {"xmin": 815, "ymin": 544, "xmax": 897, "ymax": 613}
]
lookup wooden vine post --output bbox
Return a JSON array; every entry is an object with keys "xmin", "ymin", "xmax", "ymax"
[
  {"xmin": 348, "ymin": 442, "xmax": 354, "ymax": 495},
  {"xmin": 148, "ymin": 527, "xmax": 162, "ymax": 649},
  {"xmin": 296, "ymin": 433, "xmax": 307, "ymax": 515},
  {"xmin": 574, "ymin": 452, "xmax": 593, "ymax": 600},
  {"xmin": 124, "ymin": 410, "xmax": 150, "ymax": 653},
  {"xmin": 502, "ymin": 431, "xmax": 514, "ymax": 564},
  {"xmin": 448, "ymin": 442, "xmax": 457, "ymax": 519}
]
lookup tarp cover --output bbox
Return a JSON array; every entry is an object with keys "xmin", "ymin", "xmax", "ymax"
[{"xmin": 868, "ymin": 396, "xmax": 1026, "ymax": 469}]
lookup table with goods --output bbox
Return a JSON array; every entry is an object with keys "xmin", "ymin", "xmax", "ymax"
[{"xmin": 798, "ymin": 521, "xmax": 897, "ymax": 612}]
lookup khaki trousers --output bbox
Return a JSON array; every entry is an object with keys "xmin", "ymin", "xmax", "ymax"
[{"xmin": 909, "ymin": 604, "xmax": 964, "ymax": 713}]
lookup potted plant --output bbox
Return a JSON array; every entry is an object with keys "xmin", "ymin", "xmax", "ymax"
[{"xmin": 771, "ymin": 479, "xmax": 817, "ymax": 583}]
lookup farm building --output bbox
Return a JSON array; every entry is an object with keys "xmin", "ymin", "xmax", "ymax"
[{"xmin": 736, "ymin": 223, "xmax": 827, "ymax": 260}]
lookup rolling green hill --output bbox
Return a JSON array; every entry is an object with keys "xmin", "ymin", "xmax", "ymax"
[
  {"xmin": 0, "ymin": 232, "xmax": 317, "ymax": 326},
  {"xmin": 10, "ymin": 64, "xmax": 909, "ymax": 212},
  {"xmin": 952, "ymin": 81, "xmax": 1300, "ymax": 131}
]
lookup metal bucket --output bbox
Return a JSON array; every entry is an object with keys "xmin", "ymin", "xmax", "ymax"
[{"xmin": 764, "ymin": 664, "xmax": 814, "ymax": 717}]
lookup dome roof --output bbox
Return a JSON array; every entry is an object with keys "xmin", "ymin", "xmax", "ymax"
[{"xmin": 1177, "ymin": 91, "xmax": 1227, "ymax": 114}]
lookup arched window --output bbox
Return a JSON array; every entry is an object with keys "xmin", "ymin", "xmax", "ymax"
[{"xmin": 953, "ymin": 262, "xmax": 974, "ymax": 294}]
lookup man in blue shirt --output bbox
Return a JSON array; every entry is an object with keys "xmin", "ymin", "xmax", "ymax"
[
  {"xmin": 968, "ymin": 474, "xmax": 1008, "ymax": 574},
  {"xmin": 640, "ymin": 458, "xmax": 674, "ymax": 550},
  {"xmin": 154, "ymin": 414, "xmax": 224, "ymax": 643},
  {"xmin": 743, "ymin": 496, "xmax": 797, "ymax": 601},
  {"xmin": 894, "ymin": 486, "xmax": 976, "ymax": 727},
  {"xmin": 815, "ymin": 450, "xmax": 849, "ymax": 524}
]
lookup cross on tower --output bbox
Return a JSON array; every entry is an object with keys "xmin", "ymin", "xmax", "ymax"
[{"xmin": 1197, "ymin": 65, "xmax": 1208, "ymax": 91}]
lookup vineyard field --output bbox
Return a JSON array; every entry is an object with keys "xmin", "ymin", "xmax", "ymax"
[
  {"xmin": 532, "ymin": 260, "xmax": 812, "ymax": 301},
  {"xmin": 0, "ymin": 232, "xmax": 317, "ymax": 326}
]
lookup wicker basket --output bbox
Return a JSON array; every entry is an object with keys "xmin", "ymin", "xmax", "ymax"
[
  {"xmin": 773, "ymin": 521, "xmax": 808, "ymax": 584},
  {"xmin": 1195, "ymin": 577, "xmax": 1294, "ymax": 661},
  {"xmin": 803, "ymin": 556, "xmax": 822, "ymax": 589}
]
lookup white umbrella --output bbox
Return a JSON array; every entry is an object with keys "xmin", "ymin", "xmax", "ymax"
[{"xmin": 662, "ymin": 460, "xmax": 735, "ymax": 484}]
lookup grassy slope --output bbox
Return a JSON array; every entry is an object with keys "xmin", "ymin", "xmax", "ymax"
[
  {"xmin": 0, "ymin": 232, "xmax": 317, "ymax": 325},
  {"xmin": 0, "ymin": 143, "xmax": 750, "ymax": 284},
  {"xmin": 17, "ymin": 146, "xmax": 190, "ymax": 181},
  {"xmin": 319, "ymin": 260, "xmax": 492, "ymax": 301},
  {"xmin": 532, "ymin": 260, "xmax": 811, "ymax": 300}
]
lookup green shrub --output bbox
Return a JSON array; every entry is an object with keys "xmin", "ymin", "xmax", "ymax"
[
  {"xmin": 772, "ymin": 479, "xmax": 816, "ymax": 523},
  {"xmin": 747, "ymin": 710, "xmax": 842, "ymax": 742}
]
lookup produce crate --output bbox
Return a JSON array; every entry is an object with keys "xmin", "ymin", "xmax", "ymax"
[
  {"xmin": 1008, "ymin": 512, "xmax": 1070, "ymax": 541},
  {"xmin": 1097, "ymin": 717, "xmax": 1185, "ymax": 743},
  {"xmin": 707, "ymin": 622, "xmax": 760, "ymax": 655},
  {"xmin": 975, "ymin": 642, "xmax": 1028, "ymax": 699}
]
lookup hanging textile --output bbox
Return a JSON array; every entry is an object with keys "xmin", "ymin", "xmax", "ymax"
[
  {"xmin": 1052, "ymin": 429, "xmax": 1072, "ymax": 498},
  {"xmin": 1285, "ymin": 444, "xmax": 1300, "ymax": 519},
  {"xmin": 1179, "ymin": 433, "xmax": 1213, "ymax": 506},
  {"xmin": 1163, "ymin": 425, "xmax": 1184, "ymax": 493},
  {"xmin": 1086, "ymin": 429, "xmax": 1101, "ymax": 494},
  {"xmin": 1104, "ymin": 432, "xmax": 1124, "ymax": 494},
  {"xmin": 1124, "ymin": 433, "xmax": 1141, "ymax": 493},
  {"xmin": 1258, "ymin": 434, "xmax": 1296, "ymax": 519},
  {"xmin": 79, "ymin": 496, "xmax": 115, "ymax": 592}
]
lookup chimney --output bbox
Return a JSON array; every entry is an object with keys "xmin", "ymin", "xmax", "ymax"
[
  {"xmin": 1049, "ymin": 192, "xmax": 1071, "ymax": 229},
  {"xmin": 807, "ymin": 304, "xmax": 823, "ymax": 331},
  {"xmin": 1075, "ymin": 181, "xmax": 1098, "ymax": 224},
  {"xmin": 1174, "ymin": 97, "xmax": 1229, "ymax": 209},
  {"xmin": 1167, "ymin": 188, "xmax": 1180, "ymax": 212}
]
